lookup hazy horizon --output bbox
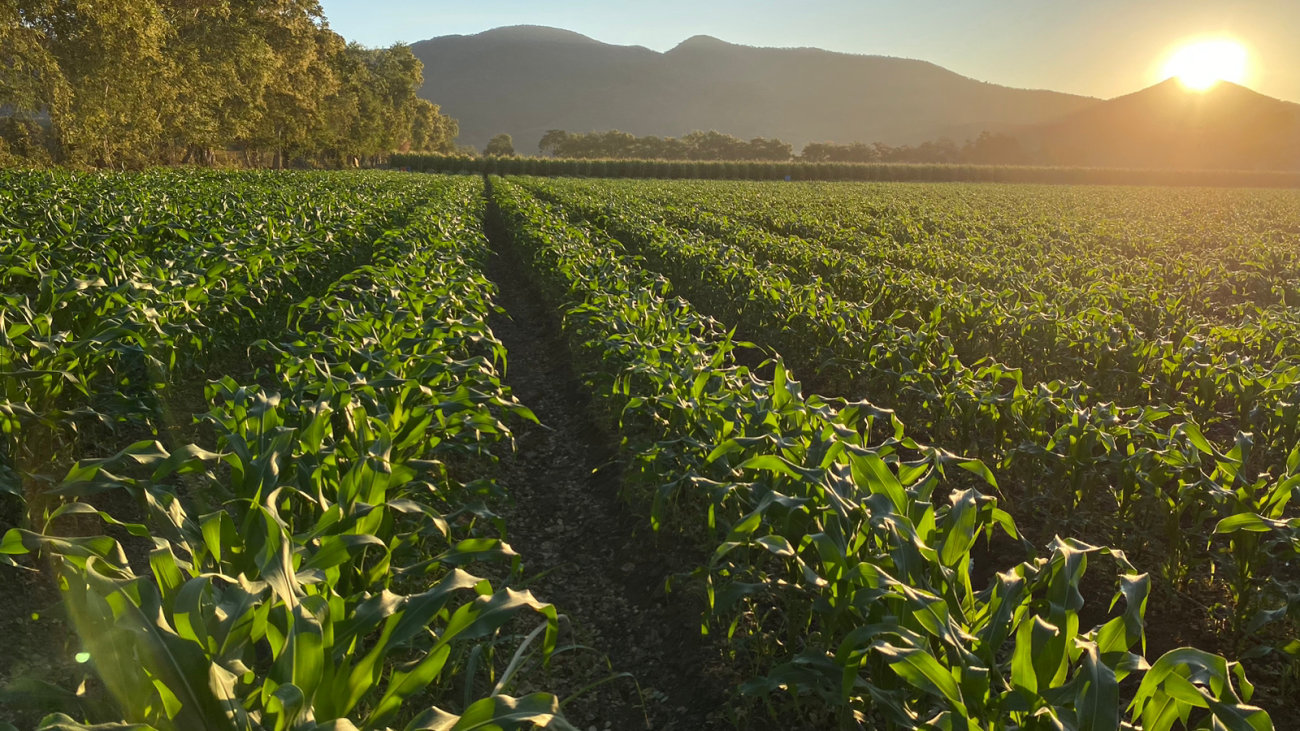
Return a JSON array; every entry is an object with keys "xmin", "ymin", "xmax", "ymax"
[{"xmin": 317, "ymin": 0, "xmax": 1300, "ymax": 104}]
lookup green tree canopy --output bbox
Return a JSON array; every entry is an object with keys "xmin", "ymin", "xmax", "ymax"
[
  {"xmin": 484, "ymin": 133, "xmax": 515, "ymax": 156},
  {"xmin": 0, "ymin": 0, "xmax": 460, "ymax": 167}
]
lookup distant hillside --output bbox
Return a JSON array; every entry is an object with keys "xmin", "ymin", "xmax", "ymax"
[
  {"xmin": 410, "ymin": 26, "xmax": 1098, "ymax": 152},
  {"xmin": 1026, "ymin": 80, "xmax": 1300, "ymax": 170}
]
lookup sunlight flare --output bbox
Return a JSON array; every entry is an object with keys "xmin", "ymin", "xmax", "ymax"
[{"xmin": 1160, "ymin": 38, "xmax": 1250, "ymax": 91}]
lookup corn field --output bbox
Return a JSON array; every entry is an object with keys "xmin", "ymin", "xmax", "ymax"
[{"xmin": 1, "ymin": 170, "xmax": 1297, "ymax": 729}]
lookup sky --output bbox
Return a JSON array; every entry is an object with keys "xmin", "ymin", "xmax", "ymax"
[{"xmin": 317, "ymin": 0, "xmax": 1300, "ymax": 102}]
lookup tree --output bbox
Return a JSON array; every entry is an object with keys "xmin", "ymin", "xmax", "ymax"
[
  {"xmin": 323, "ymin": 42, "xmax": 400, "ymax": 166},
  {"xmin": 0, "ymin": 1, "xmax": 68, "ymax": 117},
  {"xmin": 161, "ymin": 0, "xmax": 279, "ymax": 164},
  {"xmin": 250, "ymin": 0, "xmax": 340, "ymax": 167},
  {"xmin": 484, "ymin": 133, "xmax": 514, "ymax": 156},
  {"xmin": 962, "ymin": 131, "xmax": 1026, "ymax": 165},
  {"xmin": 800, "ymin": 141, "xmax": 881, "ymax": 163},
  {"xmin": 1, "ymin": 0, "xmax": 461, "ymax": 168},
  {"xmin": 0, "ymin": 1, "xmax": 65, "ymax": 163},
  {"xmin": 683, "ymin": 130, "xmax": 747, "ymax": 160},
  {"xmin": 746, "ymin": 136, "xmax": 792, "ymax": 161},
  {"xmin": 533, "ymin": 128, "xmax": 797, "ymax": 161},
  {"xmin": 538, "ymin": 129, "xmax": 569, "ymax": 156},
  {"xmin": 29, "ymin": 0, "xmax": 178, "ymax": 167},
  {"xmin": 0, "ymin": 115, "xmax": 50, "ymax": 164},
  {"xmin": 410, "ymin": 98, "xmax": 457, "ymax": 153},
  {"xmin": 366, "ymin": 43, "xmax": 422, "ymax": 158}
]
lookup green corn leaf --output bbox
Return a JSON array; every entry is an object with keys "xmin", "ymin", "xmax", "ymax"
[
  {"xmin": 873, "ymin": 642, "xmax": 964, "ymax": 709},
  {"xmin": 1075, "ymin": 641, "xmax": 1120, "ymax": 731},
  {"xmin": 849, "ymin": 453, "xmax": 908, "ymax": 515},
  {"xmin": 938, "ymin": 488, "xmax": 979, "ymax": 568},
  {"xmin": 68, "ymin": 559, "xmax": 240, "ymax": 731},
  {"xmin": 1205, "ymin": 698, "xmax": 1274, "ymax": 731},
  {"xmin": 34, "ymin": 714, "xmax": 159, "ymax": 730},
  {"xmin": 302, "ymin": 534, "xmax": 386, "ymax": 572},
  {"xmin": 1215, "ymin": 513, "xmax": 1291, "ymax": 534},
  {"xmin": 404, "ymin": 693, "xmax": 574, "ymax": 731}
]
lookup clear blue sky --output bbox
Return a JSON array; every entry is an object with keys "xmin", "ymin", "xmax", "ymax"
[{"xmin": 317, "ymin": 0, "xmax": 1300, "ymax": 102}]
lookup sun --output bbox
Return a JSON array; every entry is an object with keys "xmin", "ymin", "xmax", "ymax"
[{"xmin": 1160, "ymin": 39, "xmax": 1249, "ymax": 91}]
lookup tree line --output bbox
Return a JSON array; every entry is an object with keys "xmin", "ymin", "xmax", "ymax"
[
  {"xmin": 537, "ymin": 129, "xmax": 793, "ymax": 161},
  {"xmin": 0, "ymin": 0, "xmax": 459, "ymax": 168},
  {"xmin": 532, "ymin": 128, "xmax": 1029, "ymax": 165}
]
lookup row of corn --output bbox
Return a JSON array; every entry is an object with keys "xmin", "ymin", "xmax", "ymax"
[
  {"xmin": 490, "ymin": 177, "xmax": 1273, "ymax": 729},
  {"xmin": 2, "ymin": 173, "xmax": 572, "ymax": 730}
]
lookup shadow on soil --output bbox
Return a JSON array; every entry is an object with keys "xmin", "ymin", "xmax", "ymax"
[{"xmin": 481, "ymin": 185, "xmax": 743, "ymax": 730}]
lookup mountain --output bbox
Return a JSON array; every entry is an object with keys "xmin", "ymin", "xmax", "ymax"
[
  {"xmin": 410, "ymin": 26, "xmax": 1098, "ymax": 152},
  {"xmin": 1025, "ymin": 80, "xmax": 1300, "ymax": 170}
]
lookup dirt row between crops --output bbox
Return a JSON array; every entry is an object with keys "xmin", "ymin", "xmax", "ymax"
[{"xmin": 480, "ymin": 195, "xmax": 751, "ymax": 730}]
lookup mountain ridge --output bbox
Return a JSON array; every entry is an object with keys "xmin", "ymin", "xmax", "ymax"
[
  {"xmin": 411, "ymin": 25, "xmax": 1300, "ymax": 170},
  {"xmin": 410, "ymin": 25, "xmax": 1097, "ymax": 151},
  {"xmin": 1027, "ymin": 79, "xmax": 1300, "ymax": 169}
]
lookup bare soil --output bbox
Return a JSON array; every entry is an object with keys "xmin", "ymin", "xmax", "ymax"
[{"xmin": 481, "ymin": 208, "xmax": 743, "ymax": 730}]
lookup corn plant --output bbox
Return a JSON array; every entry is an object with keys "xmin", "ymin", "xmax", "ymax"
[
  {"xmin": 0, "ymin": 170, "xmax": 435, "ymax": 531},
  {"xmin": 489, "ymin": 177, "xmax": 1274, "ymax": 728},
  {"xmin": 3, "ymin": 174, "xmax": 569, "ymax": 730},
  {"xmin": 517, "ymin": 176, "xmax": 1300, "ymax": 676}
]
